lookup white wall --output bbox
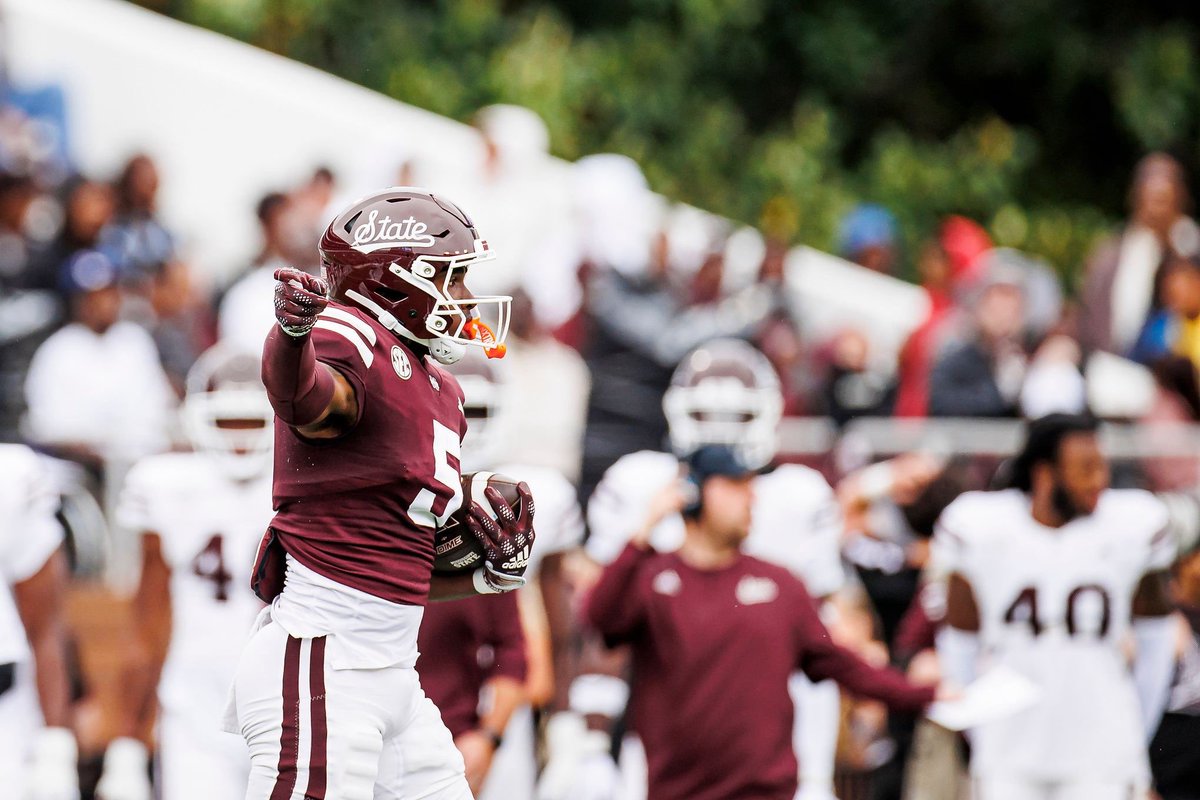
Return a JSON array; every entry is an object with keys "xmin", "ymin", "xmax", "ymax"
[{"xmin": 4, "ymin": 0, "xmax": 502, "ymax": 282}]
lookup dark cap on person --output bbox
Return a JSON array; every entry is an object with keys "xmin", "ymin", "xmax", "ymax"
[
  {"xmin": 59, "ymin": 249, "xmax": 120, "ymax": 297},
  {"xmin": 685, "ymin": 444, "xmax": 760, "ymax": 484}
]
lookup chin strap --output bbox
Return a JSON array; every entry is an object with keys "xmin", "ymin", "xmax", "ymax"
[{"xmin": 429, "ymin": 338, "xmax": 465, "ymax": 365}]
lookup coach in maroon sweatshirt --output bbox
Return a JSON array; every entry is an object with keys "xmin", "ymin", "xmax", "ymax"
[{"xmin": 585, "ymin": 445, "xmax": 941, "ymax": 800}]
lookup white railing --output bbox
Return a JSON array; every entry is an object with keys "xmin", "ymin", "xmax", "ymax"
[{"xmin": 778, "ymin": 416, "xmax": 1200, "ymax": 459}]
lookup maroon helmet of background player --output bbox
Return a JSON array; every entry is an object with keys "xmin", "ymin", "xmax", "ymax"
[{"xmin": 320, "ymin": 187, "xmax": 512, "ymax": 364}]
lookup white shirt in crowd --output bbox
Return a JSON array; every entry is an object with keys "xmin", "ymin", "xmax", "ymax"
[
  {"xmin": 217, "ymin": 263, "xmax": 284, "ymax": 355},
  {"xmin": 494, "ymin": 336, "xmax": 590, "ymax": 483},
  {"xmin": 24, "ymin": 321, "xmax": 174, "ymax": 460}
]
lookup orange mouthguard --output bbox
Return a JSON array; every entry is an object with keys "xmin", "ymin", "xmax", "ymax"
[{"xmin": 464, "ymin": 318, "xmax": 507, "ymax": 359}]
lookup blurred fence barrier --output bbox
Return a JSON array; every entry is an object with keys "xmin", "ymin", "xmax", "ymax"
[{"xmin": 778, "ymin": 416, "xmax": 1200, "ymax": 459}]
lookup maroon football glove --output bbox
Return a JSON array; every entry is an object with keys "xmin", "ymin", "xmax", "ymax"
[
  {"xmin": 273, "ymin": 267, "xmax": 329, "ymax": 338},
  {"xmin": 467, "ymin": 483, "xmax": 536, "ymax": 593}
]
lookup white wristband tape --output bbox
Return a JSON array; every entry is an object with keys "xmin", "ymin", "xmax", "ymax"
[
  {"xmin": 569, "ymin": 674, "xmax": 631, "ymax": 718},
  {"xmin": 472, "ymin": 568, "xmax": 501, "ymax": 595}
]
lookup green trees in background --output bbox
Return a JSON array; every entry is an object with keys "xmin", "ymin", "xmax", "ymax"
[{"xmin": 152, "ymin": 0, "xmax": 1199, "ymax": 285}]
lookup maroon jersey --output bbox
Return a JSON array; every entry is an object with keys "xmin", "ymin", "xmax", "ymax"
[
  {"xmin": 415, "ymin": 592, "xmax": 527, "ymax": 738},
  {"xmin": 271, "ymin": 302, "xmax": 468, "ymax": 605},
  {"xmin": 586, "ymin": 543, "xmax": 936, "ymax": 800}
]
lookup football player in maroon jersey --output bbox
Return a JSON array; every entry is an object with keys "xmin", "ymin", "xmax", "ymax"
[
  {"xmin": 585, "ymin": 444, "xmax": 943, "ymax": 800},
  {"xmin": 226, "ymin": 188, "xmax": 535, "ymax": 800}
]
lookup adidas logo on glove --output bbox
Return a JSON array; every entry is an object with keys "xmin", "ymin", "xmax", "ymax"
[{"xmin": 500, "ymin": 546, "xmax": 531, "ymax": 572}]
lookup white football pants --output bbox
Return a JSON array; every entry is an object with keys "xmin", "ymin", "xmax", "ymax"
[{"xmin": 232, "ymin": 619, "xmax": 472, "ymax": 800}]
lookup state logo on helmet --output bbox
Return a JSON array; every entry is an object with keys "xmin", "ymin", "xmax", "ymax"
[
  {"xmin": 183, "ymin": 344, "xmax": 275, "ymax": 480},
  {"xmin": 320, "ymin": 187, "xmax": 511, "ymax": 365},
  {"xmin": 663, "ymin": 338, "xmax": 784, "ymax": 469}
]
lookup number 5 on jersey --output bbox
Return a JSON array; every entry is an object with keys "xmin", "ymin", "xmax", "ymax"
[{"xmin": 407, "ymin": 420, "xmax": 464, "ymax": 529}]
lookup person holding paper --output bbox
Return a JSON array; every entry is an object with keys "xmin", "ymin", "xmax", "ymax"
[{"xmin": 933, "ymin": 413, "xmax": 1178, "ymax": 800}]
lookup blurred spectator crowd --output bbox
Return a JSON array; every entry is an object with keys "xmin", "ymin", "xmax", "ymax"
[
  {"xmin": 9, "ymin": 92, "xmax": 1200, "ymax": 493},
  {"xmin": 6, "ymin": 66, "xmax": 1200, "ymax": 800}
]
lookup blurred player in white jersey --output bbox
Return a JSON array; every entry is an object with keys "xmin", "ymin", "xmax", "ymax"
[
  {"xmin": 933, "ymin": 413, "xmax": 1178, "ymax": 800},
  {"xmin": 550, "ymin": 338, "xmax": 846, "ymax": 800},
  {"xmin": 0, "ymin": 444, "xmax": 78, "ymax": 800},
  {"xmin": 97, "ymin": 346, "xmax": 275, "ymax": 800},
  {"xmin": 426, "ymin": 353, "xmax": 584, "ymax": 800}
]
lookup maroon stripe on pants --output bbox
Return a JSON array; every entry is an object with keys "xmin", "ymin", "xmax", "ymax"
[
  {"xmin": 270, "ymin": 635, "xmax": 303, "ymax": 800},
  {"xmin": 306, "ymin": 636, "xmax": 328, "ymax": 799}
]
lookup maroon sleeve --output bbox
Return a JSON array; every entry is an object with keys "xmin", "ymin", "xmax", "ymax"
[
  {"xmin": 261, "ymin": 327, "xmax": 337, "ymax": 426},
  {"xmin": 583, "ymin": 542, "xmax": 653, "ymax": 646},
  {"xmin": 791, "ymin": 580, "xmax": 936, "ymax": 712},
  {"xmin": 483, "ymin": 589, "xmax": 527, "ymax": 683},
  {"xmin": 306, "ymin": 324, "xmax": 371, "ymax": 421}
]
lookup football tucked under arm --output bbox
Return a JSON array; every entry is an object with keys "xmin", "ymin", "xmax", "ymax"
[
  {"xmin": 432, "ymin": 472, "xmax": 536, "ymax": 595},
  {"xmin": 434, "ymin": 473, "xmax": 524, "ymax": 573}
]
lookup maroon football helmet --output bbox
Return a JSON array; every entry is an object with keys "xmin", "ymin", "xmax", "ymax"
[{"xmin": 320, "ymin": 187, "xmax": 511, "ymax": 364}]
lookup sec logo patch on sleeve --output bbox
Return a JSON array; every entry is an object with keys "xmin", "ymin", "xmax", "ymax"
[{"xmin": 391, "ymin": 346, "xmax": 412, "ymax": 380}]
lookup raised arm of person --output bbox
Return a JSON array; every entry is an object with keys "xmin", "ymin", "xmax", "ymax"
[
  {"xmin": 584, "ymin": 477, "xmax": 687, "ymax": 643},
  {"xmin": 261, "ymin": 268, "xmax": 359, "ymax": 439}
]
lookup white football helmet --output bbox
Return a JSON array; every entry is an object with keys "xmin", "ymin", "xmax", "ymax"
[
  {"xmin": 182, "ymin": 344, "xmax": 274, "ymax": 480},
  {"xmin": 663, "ymin": 338, "xmax": 784, "ymax": 469}
]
